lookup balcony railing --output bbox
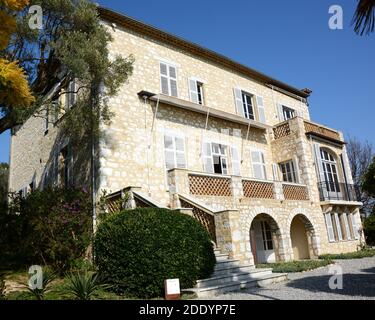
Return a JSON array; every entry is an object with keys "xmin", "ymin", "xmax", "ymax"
[
  {"xmin": 318, "ymin": 182, "xmax": 360, "ymax": 202},
  {"xmin": 242, "ymin": 179, "xmax": 276, "ymax": 199},
  {"xmin": 188, "ymin": 173, "xmax": 232, "ymax": 196},
  {"xmin": 273, "ymin": 121, "xmax": 291, "ymax": 140}
]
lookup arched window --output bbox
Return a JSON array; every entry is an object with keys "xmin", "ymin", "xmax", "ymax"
[{"xmin": 320, "ymin": 149, "xmax": 340, "ymax": 193}]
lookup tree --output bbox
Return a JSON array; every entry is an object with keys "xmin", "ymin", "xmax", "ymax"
[
  {"xmin": 0, "ymin": 163, "xmax": 9, "ymax": 203},
  {"xmin": 347, "ymin": 137, "xmax": 374, "ymax": 216},
  {"xmin": 363, "ymin": 157, "xmax": 375, "ymax": 198},
  {"xmin": 0, "ymin": 0, "xmax": 134, "ymax": 135},
  {"xmin": 0, "ymin": 0, "xmax": 35, "ymax": 117},
  {"xmin": 353, "ymin": 0, "xmax": 375, "ymax": 35}
]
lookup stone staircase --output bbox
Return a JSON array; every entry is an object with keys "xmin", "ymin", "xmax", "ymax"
[{"xmin": 185, "ymin": 249, "xmax": 288, "ymax": 298}]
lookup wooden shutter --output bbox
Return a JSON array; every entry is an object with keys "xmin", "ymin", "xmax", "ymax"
[
  {"xmin": 164, "ymin": 135, "xmax": 175, "ymax": 170},
  {"xmin": 343, "ymin": 213, "xmax": 352, "ymax": 240},
  {"xmin": 349, "ymin": 214, "xmax": 360, "ymax": 240},
  {"xmin": 293, "ymin": 156, "xmax": 301, "ymax": 184},
  {"xmin": 175, "ymin": 137, "xmax": 186, "ymax": 169},
  {"xmin": 325, "ymin": 213, "xmax": 335, "ymax": 242},
  {"xmin": 256, "ymin": 96, "xmax": 266, "ymax": 123},
  {"xmin": 272, "ymin": 163, "xmax": 279, "ymax": 181},
  {"xmin": 202, "ymin": 142, "xmax": 214, "ymax": 173},
  {"xmin": 169, "ymin": 65, "xmax": 178, "ymax": 97},
  {"xmin": 233, "ymin": 88, "xmax": 244, "ymax": 117},
  {"xmin": 334, "ymin": 213, "xmax": 343, "ymax": 241},
  {"xmin": 251, "ymin": 150, "xmax": 266, "ymax": 180},
  {"xmin": 277, "ymin": 103, "xmax": 284, "ymax": 122},
  {"xmin": 231, "ymin": 146, "xmax": 241, "ymax": 176},
  {"xmin": 313, "ymin": 143, "xmax": 325, "ymax": 182},
  {"xmin": 188, "ymin": 78, "xmax": 199, "ymax": 104}
]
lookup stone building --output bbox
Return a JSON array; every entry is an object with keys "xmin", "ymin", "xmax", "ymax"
[{"xmin": 9, "ymin": 7, "xmax": 364, "ymax": 268}]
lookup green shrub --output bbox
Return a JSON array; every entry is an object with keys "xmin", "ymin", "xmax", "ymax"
[
  {"xmin": 2, "ymin": 188, "xmax": 92, "ymax": 274},
  {"xmin": 257, "ymin": 259, "xmax": 333, "ymax": 273},
  {"xmin": 364, "ymin": 215, "xmax": 375, "ymax": 246},
  {"xmin": 320, "ymin": 248, "xmax": 375, "ymax": 260},
  {"xmin": 64, "ymin": 272, "xmax": 110, "ymax": 300},
  {"xmin": 94, "ymin": 208, "xmax": 215, "ymax": 299},
  {"xmin": 0, "ymin": 273, "xmax": 6, "ymax": 300}
]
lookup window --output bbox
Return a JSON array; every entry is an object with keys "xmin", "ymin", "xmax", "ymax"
[
  {"xmin": 242, "ymin": 92, "xmax": 255, "ymax": 120},
  {"xmin": 160, "ymin": 62, "xmax": 178, "ymax": 97},
  {"xmin": 282, "ymin": 106, "xmax": 295, "ymax": 121},
  {"xmin": 279, "ymin": 160, "xmax": 297, "ymax": 183},
  {"xmin": 164, "ymin": 135, "xmax": 186, "ymax": 170},
  {"xmin": 65, "ymin": 80, "xmax": 78, "ymax": 109},
  {"xmin": 251, "ymin": 150, "xmax": 267, "ymax": 180},
  {"xmin": 202, "ymin": 142, "xmax": 229, "ymax": 175},
  {"xmin": 261, "ymin": 221, "xmax": 274, "ymax": 250},
  {"xmin": 189, "ymin": 78, "xmax": 204, "ymax": 105},
  {"xmin": 320, "ymin": 149, "xmax": 340, "ymax": 193}
]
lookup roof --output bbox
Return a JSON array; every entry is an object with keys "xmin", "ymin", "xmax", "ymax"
[{"xmin": 98, "ymin": 7, "xmax": 311, "ymax": 100}]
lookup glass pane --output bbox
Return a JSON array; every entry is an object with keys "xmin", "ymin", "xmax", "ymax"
[
  {"xmin": 160, "ymin": 63, "xmax": 168, "ymax": 75},
  {"xmin": 164, "ymin": 136, "xmax": 173, "ymax": 149},
  {"xmin": 161, "ymin": 76, "xmax": 169, "ymax": 95},
  {"xmin": 251, "ymin": 151, "xmax": 260, "ymax": 163},
  {"xmin": 170, "ymin": 80, "xmax": 178, "ymax": 97},
  {"xmin": 169, "ymin": 66, "xmax": 176, "ymax": 78},
  {"xmin": 175, "ymin": 137, "xmax": 184, "ymax": 151}
]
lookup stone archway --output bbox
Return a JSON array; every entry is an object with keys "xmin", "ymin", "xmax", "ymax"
[
  {"xmin": 242, "ymin": 207, "xmax": 289, "ymax": 264},
  {"xmin": 250, "ymin": 213, "xmax": 282, "ymax": 264},
  {"xmin": 287, "ymin": 209, "xmax": 321, "ymax": 260}
]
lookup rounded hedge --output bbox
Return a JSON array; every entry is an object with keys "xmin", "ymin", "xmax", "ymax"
[{"xmin": 94, "ymin": 208, "xmax": 216, "ymax": 298}]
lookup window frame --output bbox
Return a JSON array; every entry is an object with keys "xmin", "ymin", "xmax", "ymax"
[
  {"xmin": 163, "ymin": 133, "xmax": 186, "ymax": 171},
  {"xmin": 279, "ymin": 160, "xmax": 298, "ymax": 183},
  {"xmin": 241, "ymin": 91, "xmax": 255, "ymax": 120},
  {"xmin": 282, "ymin": 105, "xmax": 296, "ymax": 121}
]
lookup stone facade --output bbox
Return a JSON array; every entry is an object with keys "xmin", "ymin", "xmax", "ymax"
[{"xmin": 8, "ymin": 8, "xmax": 364, "ymax": 265}]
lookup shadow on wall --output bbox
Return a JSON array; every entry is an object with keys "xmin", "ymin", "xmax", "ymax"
[{"xmin": 286, "ymin": 268, "xmax": 375, "ymax": 298}]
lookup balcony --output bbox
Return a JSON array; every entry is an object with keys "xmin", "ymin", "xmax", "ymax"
[
  {"xmin": 317, "ymin": 182, "xmax": 360, "ymax": 202},
  {"xmin": 304, "ymin": 121, "xmax": 344, "ymax": 144},
  {"xmin": 168, "ymin": 169, "xmax": 309, "ymax": 202}
]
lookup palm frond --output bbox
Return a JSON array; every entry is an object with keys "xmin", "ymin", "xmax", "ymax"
[{"xmin": 353, "ymin": 0, "xmax": 375, "ymax": 35}]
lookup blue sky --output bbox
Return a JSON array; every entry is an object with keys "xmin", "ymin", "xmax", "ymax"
[{"xmin": 0, "ymin": 0, "xmax": 373, "ymax": 163}]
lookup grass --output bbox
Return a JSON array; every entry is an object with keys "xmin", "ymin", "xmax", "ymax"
[
  {"xmin": 257, "ymin": 259, "xmax": 334, "ymax": 273},
  {"xmin": 319, "ymin": 248, "xmax": 375, "ymax": 260}
]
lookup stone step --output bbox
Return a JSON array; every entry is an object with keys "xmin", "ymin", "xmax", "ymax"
[
  {"xmin": 185, "ymin": 273, "xmax": 288, "ymax": 298},
  {"xmin": 212, "ymin": 264, "xmax": 256, "ymax": 277},
  {"xmin": 215, "ymin": 253, "xmax": 229, "ymax": 262},
  {"xmin": 214, "ymin": 259, "xmax": 241, "ymax": 271},
  {"xmin": 196, "ymin": 268, "xmax": 273, "ymax": 288}
]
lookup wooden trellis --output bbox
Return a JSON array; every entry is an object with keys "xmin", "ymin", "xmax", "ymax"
[
  {"xmin": 242, "ymin": 180, "xmax": 275, "ymax": 199},
  {"xmin": 189, "ymin": 174, "xmax": 232, "ymax": 197},
  {"xmin": 283, "ymin": 184, "xmax": 309, "ymax": 201},
  {"xmin": 180, "ymin": 199, "xmax": 217, "ymax": 243},
  {"xmin": 273, "ymin": 122, "xmax": 291, "ymax": 140}
]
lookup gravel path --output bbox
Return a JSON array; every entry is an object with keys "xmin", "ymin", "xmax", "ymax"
[{"xmin": 204, "ymin": 257, "xmax": 375, "ymax": 300}]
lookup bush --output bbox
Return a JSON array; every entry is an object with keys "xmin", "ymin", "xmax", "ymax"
[
  {"xmin": 320, "ymin": 248, "xmax": 375, "ymax": 260},
  {"xmin": 364, "ymin": 215, "xmax": 375, "ymax": 246},
  {"xmin": 257, "ymin": 259, "xmax": 333, "ymax": 273},
  {"xmin": 1, "ymin": 188, "xmax": 92, "ymax": 274},
  {"xmin": 94, "ymin": 208, "xmax": 215, "ymax": 299}
]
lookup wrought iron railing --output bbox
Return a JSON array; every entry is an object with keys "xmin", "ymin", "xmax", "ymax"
[{"xmin": 317, "ymin": 182, "xmax": 360, "ymax": 202}]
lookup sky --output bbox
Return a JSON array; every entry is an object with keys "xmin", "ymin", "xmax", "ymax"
[{"xmin": 0, "ymin": 0, "xmax": 374, "ymax": 163}]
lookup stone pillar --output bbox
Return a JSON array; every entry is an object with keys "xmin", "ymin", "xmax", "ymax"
[
  {"xmin": 167, "ymin": 169, "xmax": 190, "ymax": 209},
  {"xmin": 231, "ymin": 176, "xmax": 243, "ymax": 209}
]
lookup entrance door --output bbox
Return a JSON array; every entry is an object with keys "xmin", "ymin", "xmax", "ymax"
[{"xmin": 251, "ymin": 220, "xmax": 276, "ymax": 264}]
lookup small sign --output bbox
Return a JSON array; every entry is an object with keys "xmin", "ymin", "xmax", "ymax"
[{"xmin": 164, "ymin": 279, "xmax": 181, "ymax": 300}]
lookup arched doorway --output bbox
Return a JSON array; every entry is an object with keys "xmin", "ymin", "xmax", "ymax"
[
  {"xmin": 290, "ymin": 215, "xmax": 310, "ymax": 260},
  {"xmin": 250, "ymin": 214, "xmax": 281, "ymax": 264}
]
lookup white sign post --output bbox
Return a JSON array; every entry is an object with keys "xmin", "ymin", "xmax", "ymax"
[{"xmin": 164, "ymin": 278, "xmax": 181, "ymax": 300}]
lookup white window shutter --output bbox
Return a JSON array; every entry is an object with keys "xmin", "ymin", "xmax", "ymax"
[
  {"xmin": 272, "ymin": 163, "xmax": 279, "ymax": 181},
  {"xmin": 293, "ymin": 156, "xmax": 301, "ymax": 184},
  {"xmin": 334, "ymin": 213, "xmax": 343, "ymax": 241},
  {"xmin": 349, "ymin": 214, "xmax": 360, "ymax": 240},
  {"xmin": 233, "ymin": 88, "xmax": 244, "ymax": 117},
  {"xmin": 277, "ymin": 103, "xmax": 284, "ymax": 122},
  {"xmin": 256, "ymin": 96, "xmax": 266, "ymax": 123},
  {"xmin": 175, "ymin": 137, "xmax": 186, "ymax": 169},
  {"xmin": 325, "ymin": 213, "xmax": 335, "ymax": 242},
  {"xmin": 188, "ymin": 78, "xmax": 199, "ymax": 104},
  {"xmin": 202, "ymin": 142, "xmax": 214, "ymax": 173},
  {"xmin": 164, "ymin": 135, "xmax": 176, "ymax": 170},
  {"xmin": 313, "ymin": 143, "xmax": 325, "ymax": 183},
  {"xmin": 231, "ymin": 146, "xmax": 241, "ymax": 176},
  {"xmin": 343, "ymin": 213, "xmax": 352, "ymax": 240}
]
